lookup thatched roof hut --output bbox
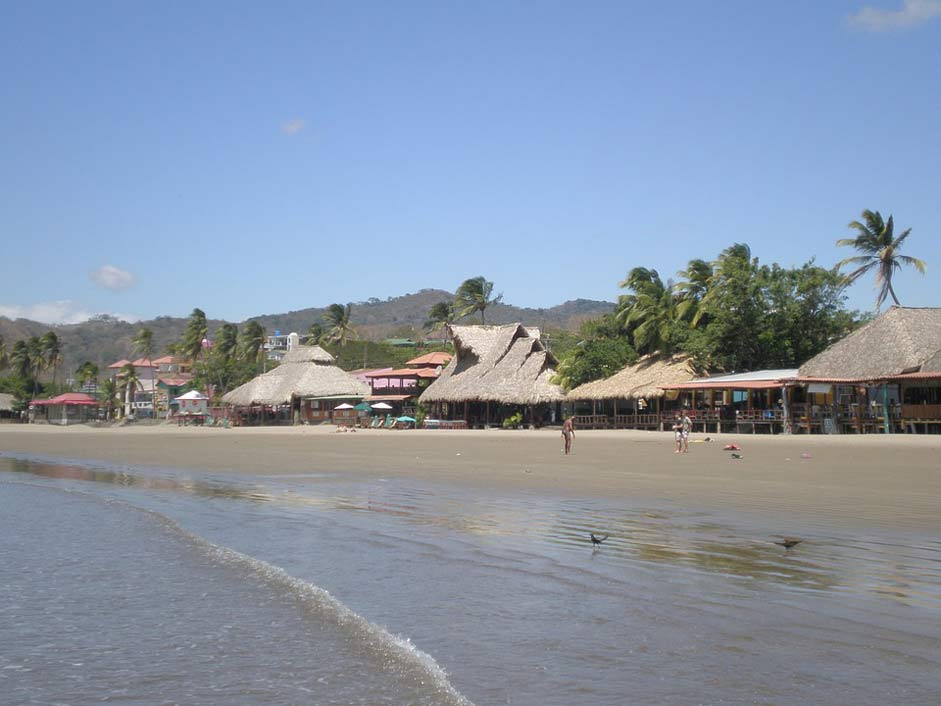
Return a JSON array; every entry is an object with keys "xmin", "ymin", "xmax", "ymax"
[
  {"xmin": 222, "ymin": 345, "xmax": 369, "ymax": 406},
  {"xmin": 419, "ymin": 324, "xmax": 564, "ymax": 405},
  {"xmin": 798, "ymin": 307, "xmax": 941, "ymax": 380},
  {"xmin": 567, "ymin": 354, "xmax": 697, "ymax": 400}
]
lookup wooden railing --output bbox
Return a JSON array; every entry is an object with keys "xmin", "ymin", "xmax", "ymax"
[{"xmin": 902, "ymin": 404, "xmax": 941, "ymax": 420}]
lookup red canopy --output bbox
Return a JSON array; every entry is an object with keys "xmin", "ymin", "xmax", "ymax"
[{"xmin": 31, "ymin": 393, "xmax": 99, "ymax": 406}]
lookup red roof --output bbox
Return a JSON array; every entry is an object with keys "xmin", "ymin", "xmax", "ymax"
[
  {"xmin": 158, "ymin": 377, "xmax": 192, "ymax": 387},
  {"xmin": 406, "ymin": 352, "xmax": 452, "ymax": 367},
  {"xmin": 152, "ymin": 355, "xmax": 178, "ymax": 365},
  {"xmin": 365, "ymin": 394, "xmax": 414, "ymax": 401},
  {"xmin": 31, "ymin": 392, "xmax": 99, "ymax": 406},
  {"xmin": 108, "ymin": 359, "xmax": 131, "ymax": 369},
  {"xmin": 130, "ymin": 358, "xmax": 157, "ymax": 368}
]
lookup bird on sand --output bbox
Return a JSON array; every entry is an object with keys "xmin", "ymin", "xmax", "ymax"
[
  {"xmin": 773, "ymin": 538, "xmax": 802, "ymax": 550},
  {"xmin": 590, "ymin": 533, "xmax": 608, "ymax": 545},
  {"xmin": 730, "ymin": 452, "xmax": 742, "ymax": 460}
]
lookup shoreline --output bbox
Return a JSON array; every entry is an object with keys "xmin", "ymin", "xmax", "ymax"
[{"xmin": 2, "ymin": 425, "xmax": 940, "ymax": 533}]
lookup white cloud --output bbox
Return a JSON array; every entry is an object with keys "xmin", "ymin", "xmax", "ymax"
[
  {"xmin": 0, "ymin": 300, "xmax": 140, "ymax": 325},
  {"xmin": 848, "ymin": 0, "xmax": 941, "ymax": 30},
  {"xmin": 89, "ymin": 264, "xmax": 136, "ymax": 291},
  {"xmin": 281, "ymin": 118, "xmax": 306, "ymax": 135}
]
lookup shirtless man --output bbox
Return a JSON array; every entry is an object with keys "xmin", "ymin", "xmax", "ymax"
[{"xmin": 561, "ymin": 417, "xmax": 575, "ymax": 455}]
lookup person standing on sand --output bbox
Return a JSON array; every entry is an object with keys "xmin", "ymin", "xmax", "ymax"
[
  {"xmin": 562, "ymin": 417, "xmax": 575, "ymax": 455},
  {"xmin": 681, "ymin": 411, "xmax": 692, "ymax": 453},
  {"xmin": 672, "ymin": 415, "xmax": 683, "ymax": 453}
]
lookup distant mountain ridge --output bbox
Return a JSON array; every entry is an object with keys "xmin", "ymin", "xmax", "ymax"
[{"xmin": 0, "ymin": 289, "xmax": 614, "ymax": 376}]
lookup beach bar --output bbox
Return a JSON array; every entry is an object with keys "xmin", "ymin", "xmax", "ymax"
[
  {"xmin": 419, "ymin": 324, "xmax": 564, "ymax": 428},
  {"xmin": 222, "ymin": 345, "xmax": 369, "ymax": 426},
  {"xmin": 790, "ymin": 306, "xmax": 941, "ymax": 434},
  {"xmin": 566, "ymin": 354, "xmax": 697, "ymax": 429},
  {"xmin": 29, "ymin": 392, "xmax": 101, "ymax": 426}
]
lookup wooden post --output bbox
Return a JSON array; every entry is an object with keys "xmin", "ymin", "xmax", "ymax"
[{"xmin": 882, "ymin": 383, "xmax": 891, "ymax": 434}]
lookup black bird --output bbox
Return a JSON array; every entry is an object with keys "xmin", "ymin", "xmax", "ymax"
[
  {"xmin": 730, "ymin": 453, "xmax": 742, "ymax": 460},
  {"xmin": 773, "ymin": 538, "xmax": 802, "ymax": 550},
  {"xmin": 590, "ymin": 533, "xmax": 608, "ymax": 546}
]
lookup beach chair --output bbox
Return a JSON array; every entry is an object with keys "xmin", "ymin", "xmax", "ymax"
[
  {"xmin": 383, "ymin": 414, "xmax": 395, "ymax": 429},
  {"xmin": 370, "ymin": 416, "xmax": 381, "ymax": 428}
]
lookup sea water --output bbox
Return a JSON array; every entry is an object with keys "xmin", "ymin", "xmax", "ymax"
[{"xmin": 1, "ymin": 453, "xmax": 939, "ymax": 705}]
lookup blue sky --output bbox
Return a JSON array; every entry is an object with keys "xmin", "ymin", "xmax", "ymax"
[{"xmin": 2, "ymin": 1, "xmax": 939, "ymax": 324}]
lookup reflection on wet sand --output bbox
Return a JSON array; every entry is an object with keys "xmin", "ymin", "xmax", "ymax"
[{"xmin": 4, "ymin": 453, "xmax": 940, "ymax": 608}]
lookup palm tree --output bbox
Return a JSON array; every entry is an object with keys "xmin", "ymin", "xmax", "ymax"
[
  {"xmin": 673, "ymin": 258, "xmax": 713, "ymax": 323},
  {"xmin": 0, "ymin": 334, "xmax": 6, "ymax": 371},
  {"xmin": 179, "ymin": 308, "xmax": 208, "ymax": 362},
  {"xmin": 323, "ymin": 303, "xmax": 357, "ymax": 348},
  {"xmin": 305, "ymin": 323, "xmax": 324, "ymax": 345},
  {"xmin": 75, "ymin": 361, "xmax": 99, "ymax": 391},
  {"xmin": 424, "ymin": 301, "xmax": 455, "ymax": 332},
  {"xmin": 27, "ymin": 337, "xmax": 44, "ymax": 396},
  {"xmin": 239, "ymin": 320, "xmax": 266, "ymax": 364},
  {"xmin": 616, "ymin": 268, "xmax": 680, "ymax": 355},
  {"xmin": 454, "ymin": 276, "xmax": 502, "ymax": 324},
  {"xmin": 11, "ymin": 340, "xmax": 31, "ymax": 380},
  {"xmin": 118, "ymin": 362, "xmax": 141, "ymax": 419},
  {"xmin": 40, "ymin": 332, "xmax": 62, "ymax": 389},
  {"xmin": 215, "ymin": 323, "xmax": 238, "ymax": 362},
  {"xmin": 133, "ymin": 327, "xmax": 155, "ymax": 362},
  {"xmin": 836, "ymin": 210, "xmax": 927, "ymax": 310},
  {"xmin": 98, "ymin": 378, "xmax": 118, "ymax": 420}
]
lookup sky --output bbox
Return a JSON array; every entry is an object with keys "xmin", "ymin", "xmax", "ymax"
[{"xmin": 2, "ymin": 0, "xmax": 939, "ymax": 325}]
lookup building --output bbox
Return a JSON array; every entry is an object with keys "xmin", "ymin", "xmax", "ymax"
[
  {"xmin": 264, "ymin": 331, "xmax": 301, "ymax": 362},
  {"xmin": 566, "ymin": 354, "xmax": 698, "ymax": 429},
  {"xmin": 222, "ymin": 345, "xmax": 369, "ymax": 425},
  {"xmin": 29, "ymin": 393, "xmax": 100, "ymax": 426},
  {"xmin": 363, "ymin": 351, "xmax": 452, "ymax": 413},
  {"xmin": 793, "ymin": 306, "xmax": 941, "ymax": 433},
  {"xmin": 419, "ymin": 324, "xmax": 564, "ymax": 427},
  {"xmin": 108, "ymin": 357, "xmax": 158, "ymax": 418}
]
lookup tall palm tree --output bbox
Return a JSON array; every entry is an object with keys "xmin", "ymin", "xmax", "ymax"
[
  {"xmin": 215, "ymin": 323, "xmax": 238, "ymax": 362},
  {"xmin": 673, "ymin": 258, "xmax": 713, "ymax": 323},
  {"xmin": 616, "ymin": 269, "xmax": 680, "ymax": 355},
  {"xmin": 27, "ymin": 337, "xmax": 45, "ymax": 396},
  {"xmin": 98, "ymin": 378, "xmax": 118, "ymax": 420},
  {"xmin": 76, "ymin": 361, "xmax": 99, "ymax": 391},
  {"xmin": 180, "ymin": 308, "xmax": 208, "ymax": 362},
  {"xmin": 119, "ymin": 362, "xmax": 141, "ymax": 419},
  {"xmin": 424, "ymin": 301, "xmax": 455, "ymax": 332},
  {"xmin": 133, "ymin": 327, "xmax": 155, "ymax": 362},
  {"xmin": 454, "ymin": 276, "xmax": 502, "ymax": 324},
  {"xmin": 323, "ymin": 303, "xmax": 357, "ymax": 348},
  {"xmin": 0, "ymin": 334, "xmax": 7, "ymax": 371},
  {"xmin": 836, "ymin": 210, "xmax": 927, "ymax": 310},
  {"xmin": 40, "ymin": 332, "xmax": 62, "ymax": 389},
  {"xmin": 11, "ymin": 340, "xmax": 31, "ymax": 380},
  {"xmin": 305, "ymin": 323, "xmax": 323, "ymax": 345},
  {"xmin": 239, "ymin": 320, "xmax": 266, "ymax": 364}
]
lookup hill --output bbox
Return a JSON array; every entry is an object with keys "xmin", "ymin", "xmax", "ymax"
[{"xmin": 0, "ymin": 290, "xmax": 613, "ymax": 379}]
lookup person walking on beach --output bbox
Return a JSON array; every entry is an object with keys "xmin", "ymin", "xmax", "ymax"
[
  {"xmin": 562, "ymin": 416, "xmax": 575, "ymax": 455},
  {"xmin": 681, "ymin": 411, "xmax": 692, "ymax": 453},
  {"xmin": 672, "ymin": 415, "xmax": 683, "ymax": 453}
]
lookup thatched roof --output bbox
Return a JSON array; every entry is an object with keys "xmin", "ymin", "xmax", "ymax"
[
  {"xmin": 222, "ymin": 345, "xmax": 368, "ymax": 406},
  {"xmin": 567, "ymin": 354, "xmax": 698, "ymax": 400},
  {"xmin": 419, "ymin": 324, "xmax": 565, "ymax": 405},
  {"xmin": 799, "ymin": 307, "xmax": 941, "ymax": 380},
  {"xmin": 0, "ymin": 393, "xmax": 14, "ymax": 412}
]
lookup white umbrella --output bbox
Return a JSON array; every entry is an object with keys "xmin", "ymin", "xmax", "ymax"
[
  {"xmin": 334, "ymin": 403, "xmax": 355, "ymax": 410},
  {"xmin": 371, "ymin": 402, "xmax": 393, "ymax": 409}
]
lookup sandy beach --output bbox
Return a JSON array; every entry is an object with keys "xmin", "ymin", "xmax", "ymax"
[{"xmin": 2, "ymin": 424, "xmax": 939, "ymax": 534}]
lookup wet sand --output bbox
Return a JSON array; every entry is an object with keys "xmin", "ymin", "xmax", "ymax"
[{"xmin": 1, "ymin": 425, "xmax": 939, "ymax": 533}]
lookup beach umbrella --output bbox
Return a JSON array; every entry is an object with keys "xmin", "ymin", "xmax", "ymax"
[
  {"xmin": 371, "ymin": 402, "xmax": 393, "ymax": 409},
  {"xmin": 353, "ymin": 402, "xmax": 372, "ymax": 412},
  {"xmin": 334, "ymin": 403, "xmax": 354, "ymax": 410},
  {"xmin": 396, "ymin": 416, "xmax": 416, "ymax": 423}
]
